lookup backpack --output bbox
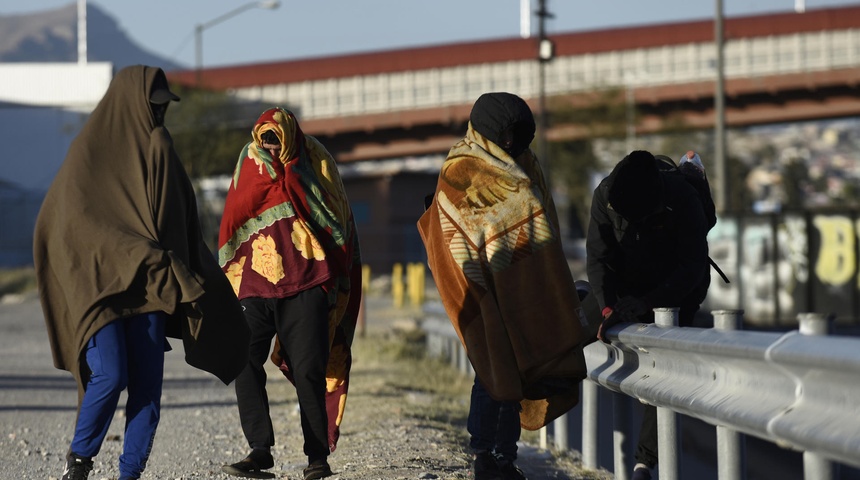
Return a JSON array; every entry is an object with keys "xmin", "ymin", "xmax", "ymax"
[{"xmin": 654, "ymin": 154, "xmax": 728, "ymax": 283}]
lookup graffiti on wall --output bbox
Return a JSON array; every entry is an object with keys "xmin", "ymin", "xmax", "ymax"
[
  {"xmin": 701, "ymin": 212, "xmax": 860, "ymax": 326},
  {"xmin": 812, "ymin": 215, "xmax": 857, "ymax": 287}
]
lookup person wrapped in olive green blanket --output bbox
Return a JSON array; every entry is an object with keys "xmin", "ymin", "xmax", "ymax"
[{"xmin": 417, "ymin": 92, "xmax": 587, "ymax": 432}]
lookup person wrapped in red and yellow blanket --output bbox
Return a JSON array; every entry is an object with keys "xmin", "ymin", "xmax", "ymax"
[{"xmin": 218, "ymin": 107, "xmax": 361, "ymax": 480}]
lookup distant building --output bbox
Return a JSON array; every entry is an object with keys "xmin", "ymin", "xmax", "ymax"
[{"xmin": 0, "ymin": 63, "xmax": 111, "ymax": 267}]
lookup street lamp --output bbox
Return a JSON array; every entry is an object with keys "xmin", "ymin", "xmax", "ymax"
[{"xmin": 194, "ymin": 0, "xmax": 280, "ymax": 87}]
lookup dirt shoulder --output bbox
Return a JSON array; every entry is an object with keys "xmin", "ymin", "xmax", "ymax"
[{"xmin": 0, "ymin": 290, "xmax": 607, "ymax": 479}]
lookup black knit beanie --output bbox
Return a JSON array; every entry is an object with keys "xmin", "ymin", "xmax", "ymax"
[
  {"xmin": 469, "ymin": 92, "xmax": 536, "ymax": 158},
  {"xmin": 607, "ymin": 150, "xmax": 664, "ymax": 221}
]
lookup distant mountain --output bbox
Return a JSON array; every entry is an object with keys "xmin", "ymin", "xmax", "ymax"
[{"xmin": 0, "ymin": 2, "xmax": 182, "ymax": 71}]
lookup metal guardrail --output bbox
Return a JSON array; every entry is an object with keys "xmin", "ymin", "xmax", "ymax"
[{"xmin": 421, "ymin": 301, "xmax": 860, "ymax": 479}]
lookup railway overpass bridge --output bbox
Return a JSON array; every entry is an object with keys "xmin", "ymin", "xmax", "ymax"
[{"xmin": 168, "ymin": 5, "xmax": 860, "ymax": 164}]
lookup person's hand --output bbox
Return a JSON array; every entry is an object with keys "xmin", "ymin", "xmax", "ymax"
[
  {"xmin": 613, "ymin": 296, "xmax": 649, "ymax": 322},
  {"xmin": 597, "ymin": 311, "xmax": 622, "ymax": 344},
  {"xmin": 597, "ymin": 296, "xmax": 649, "ymax": 343}
]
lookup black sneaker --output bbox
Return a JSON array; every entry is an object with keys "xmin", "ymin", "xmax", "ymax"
[
  {"xmin": 497, "ymin": 458, "xmax": 527, "ymax": 480},
  {"xmin": 62, "ymin": 453, "xmax": 93, "ymax": 480},
  {"xmin": 632, "ymin": 466, "xmax": 653, "ymax": 480},
  {"xmin": 473, "ymin": 451, "xmax": 501, "ymax": 480},
  {"xmin": 302, "ymin": 458, "xmax": 333, "ymax": 480},
  {"xmin": 221, "ymin": 449, "xmax": 276, "ymax": 479}
]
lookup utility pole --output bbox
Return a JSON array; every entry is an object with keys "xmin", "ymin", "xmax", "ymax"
[
  {"xmin": 536, "ymin": 0, "xmax": 554, "ymax": 186},
  {"xmin": 77, "ymin": 0, "xmax": 87, "ymax": 65},
  {"xmin": 714, "ymin": 0, "xmax": 727, "ymax": 213},
  {"xmin": 520, "ymin": 0, "xmax": 531, "ymax": 38}
]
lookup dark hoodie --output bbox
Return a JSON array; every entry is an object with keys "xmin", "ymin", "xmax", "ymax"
[
  {"xmin": 586, "ymin": 150, "xmax": 711, "ymax": 324},
  {"xmin": 470, "ymin": 92, "xmax": 536, "ymax": 158}
]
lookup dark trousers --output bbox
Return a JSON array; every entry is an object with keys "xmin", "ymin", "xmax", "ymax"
[
  {"xmin": 467, "ymin": 376, "xmax": 521, "ymax": 461},
  {"xmin": 635, "ymin": 405, "xmax": 658, "ymax": 468},
  {"xmin": 235, "ymin": 288, "xmax": 330, "ymax": 461}
]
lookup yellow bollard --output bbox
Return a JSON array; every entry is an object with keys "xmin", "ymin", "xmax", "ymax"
[
  {"xmin": 408, "ymin": 262, "xmax": 426, "ymax": 307},
  {"xmin": 416, "ymin": 262, "xmax": 425, "ymax": 305},
  {"xmin": 357, "ymin": 264, "xmax": 370, "ymax": 338},
  {"xmin": 361, "ymin": 264, "xmax": 371, "ymax": 293},
  {"xmin": 407, "ymin": 263, "xmax": 417, "ymax": 307},
  {"xmin": 392, "ymin": 263, "xmax": 404, "ymax": 308}
]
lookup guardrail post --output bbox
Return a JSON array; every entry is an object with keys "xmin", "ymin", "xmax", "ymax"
[
  {"xmin": 798, "ymin": 312, "xmax": 836, "ymax": 480},
  {"xmin": 540, "ymin": 425, "xmax": 548, "ymax": 451},
  {"xmin": 712, "ymin": 310, "xmax": 747, "ymax": 480},
  {"xmin": 654, "ymin": 308, "xmax": 680, "ymax": 480},
  {"xmin": 612, "ymin": 391, "xmax": 632, "ymax": 480},
  {"xmin": 554, "ymin": 413, "xmax": 569, "ymax": 451},
  {"xmin": 582, "ymin": 379, "xmax": 599, "ymax": 469}
]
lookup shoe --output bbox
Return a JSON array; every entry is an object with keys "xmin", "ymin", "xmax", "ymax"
[
  {"xmin": 303, "ymin": 458, "xmax": 333, "ymax": 480},
  {"xmin": 62, "ymin": 453, "xmax": 93, "ymax": 480},
  {"xmin": 632, "ymin": 466, "xmax": 653, "ymax": 480},
  {"xmin": 473, "ymin": 451, "xmax": 501, "ymax": 480},
  {"xmin": 221, "ymin": 449, "xmax": 276, "ymax": 479},
  {"xmin": 497, "ymin": 458, "xmax": 527, "ymax": 480}
]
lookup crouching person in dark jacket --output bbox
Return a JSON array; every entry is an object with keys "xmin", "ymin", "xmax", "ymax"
[{"xmin": 585, "ymin": 150, "xmax": 712, "ymax": 480}]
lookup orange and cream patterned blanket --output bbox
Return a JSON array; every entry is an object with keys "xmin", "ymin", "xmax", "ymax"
[{"xmin": 418, "ymin": 123, "xmax": 587, "ymax": 430}]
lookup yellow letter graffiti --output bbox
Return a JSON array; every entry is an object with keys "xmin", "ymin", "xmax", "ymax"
[{"xmin": 812, "ymin": 215, "xmax": 856, "ymax": 287}]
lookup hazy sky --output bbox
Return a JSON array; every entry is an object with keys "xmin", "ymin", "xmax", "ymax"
[{"xmin": 2, "ymin": 0, "xmax": 859, "ymax": 68}]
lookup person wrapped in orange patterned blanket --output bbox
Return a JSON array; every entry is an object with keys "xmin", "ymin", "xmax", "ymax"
[{"xmin": 418, "ymin": 92, "xmax": 587, "ymax": 480}]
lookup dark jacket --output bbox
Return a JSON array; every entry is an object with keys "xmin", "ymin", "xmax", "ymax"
[{"xmin": 586, "ymin": 155, "xmax": 711, "ymax": 325}]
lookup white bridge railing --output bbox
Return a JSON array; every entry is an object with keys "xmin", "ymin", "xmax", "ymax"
[{"xmin": 422, "ymin": 303, "xmax": 860, "ymax": 479}]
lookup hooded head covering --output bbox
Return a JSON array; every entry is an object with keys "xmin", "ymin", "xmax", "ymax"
[
  {"xmin": 149, "ymin": 69, "xmax": 180, "ymax": 104},
  {"xmin": 608, "ymin": 150, "xmax": 664, "ymax": 221},
  {"xmin": 469, "ymin": 92, "xmax": 536, "ymax": 158}
]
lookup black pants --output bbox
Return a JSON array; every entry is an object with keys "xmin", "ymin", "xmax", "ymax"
[
  {"xmin": 635, "ymin": 405, "xmax": 659, "ymax": 467},
  {"xmin": 235, "ymin": 289, "xmax": 330, "ymax": 461}
]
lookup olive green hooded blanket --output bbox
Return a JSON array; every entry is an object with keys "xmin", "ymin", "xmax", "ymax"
[{"xmin": 34, "ymin": 65, "xmax": 249, "ymax": 402}]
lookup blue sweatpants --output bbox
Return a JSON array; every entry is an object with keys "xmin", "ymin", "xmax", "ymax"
[{"xmin": 70, "ymin": 312, "xmax": 166, "ymax": 479}]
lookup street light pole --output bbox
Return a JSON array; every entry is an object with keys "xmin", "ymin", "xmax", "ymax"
[
  {"xmin": 536, "ymin": 0, "xmax": 554, "ymax": 186},
  {"xmin": 194, "ymin": 0, "xmax": 281, "ymax": 87},
  {"xmin": 714, "ymin": 0, "xmax": 727, "ymax": 213}
]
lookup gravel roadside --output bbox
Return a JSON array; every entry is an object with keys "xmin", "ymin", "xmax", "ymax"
[{"xmin": 0, "ymin": 292, "xmax": 608, "ymax": 480}]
